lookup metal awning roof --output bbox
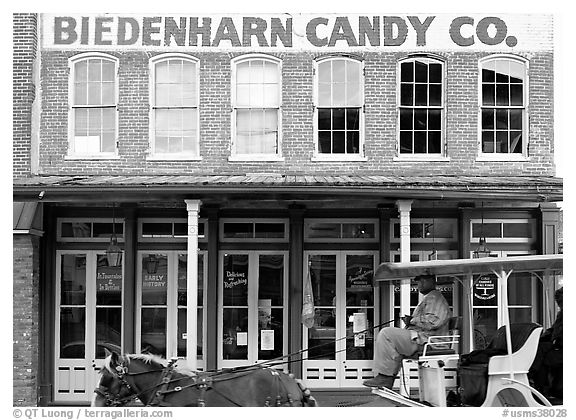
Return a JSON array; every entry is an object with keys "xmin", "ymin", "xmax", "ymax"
[
  {"xmin": 374, "ymin": 254, "xmax": 563, "ymax": 282},
  {"xmin": 12, "ymin": 174, "xmax": 563, "ymax": 202}
]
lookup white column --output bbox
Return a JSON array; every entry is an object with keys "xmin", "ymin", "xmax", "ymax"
[
  {"xmin": 185, "ymin": 199, "xmax": 201, "ymax": 369},
  {"xmin": 396, "ymin": 200, "xmax": 413, "ymax": 326}
]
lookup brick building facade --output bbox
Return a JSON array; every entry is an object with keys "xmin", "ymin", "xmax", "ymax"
[{"xmin": 13, "ymin": 13, "xmax": 562, "ymax": 406}]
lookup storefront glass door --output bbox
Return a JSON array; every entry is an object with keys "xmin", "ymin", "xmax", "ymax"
[
  {"xmin": 302, "ymin": 251, "xmax": 377, "ymax": 387},
  {"xmin": 55, "ymin": 251, "xmax": 123, "ymax": 402},
  {"xmin": 218, "ymin": 251, "xmax": 288, "ymax": 368},
  {"xmin": 136, "ymin": 251, "xmax": 206, "ymax": 367}
]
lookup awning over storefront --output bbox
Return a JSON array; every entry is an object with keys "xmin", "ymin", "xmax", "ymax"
[
  {"xmin": 13, "ymin": 174, "xmax": 563, "ymax": 202},
  {"xmin": 13, "ymin": 201, "xmax": 43, "ymax": 234}
]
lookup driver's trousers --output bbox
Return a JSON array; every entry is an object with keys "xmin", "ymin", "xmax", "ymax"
[{"xmin": 373, "ymin": 327, "xmax": 422, "ymax": 376}]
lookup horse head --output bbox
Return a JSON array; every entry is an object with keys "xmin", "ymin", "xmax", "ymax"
[{"xmin": 92, "ymin": 351, "xmax": 166, "ymax": 407}]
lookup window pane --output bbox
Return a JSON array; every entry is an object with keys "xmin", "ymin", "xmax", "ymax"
[
  {"xmin": 400, "ymin": 131, "xmax": 412, "ymax": 153},
  {"xmin": 307, "ymin": 223, "xmax": 340, "ymax": 239},
  {"xmin": 482, "ymin": 67, "xmax": 495, "ymax": 83},
  {"xmin": 61, "ymin": 254, "xmax": 86, "ymax": 305},
  {"xmin": 318, "ymin": 109, "xmax": 331, "ymax": 130},
  {"xmin": 223, "ymin": 254, "xmax": 249, "ymax": 306},
  {"xmin": 473, "ymin": 222, "xmax": 501, "ymax": 238},
  {"xmin": 482, "ymin": 84, "xmax": 495, "ymax": 106},
  {"xmin": 60, "ymin": 308, "xmax": 86, "ymax": 358},
  {"xmin": 496, "ymin": 84, "xmax": 509, "ymax": 106},
  {"xmin": 255, "ymin": 223, "xmax": 285, "ymax": 239},
  {"xmin": 415, "ymin": 84, "xmax": 428, "ymax": 106},
  {"xmin": 482, "ymin": 109, "xmax": 495, "ymax": 130},
  {"xmin": 496, "ymin": 131, "xmax": 509, "ymax": 153},
  {"xmin": 75, "ymin": 83, "xmax": 87, "ymax": 106},
  {"xmin": 141, "ymin": 308, "xmax": 167, "ymax": 357},
  {"xmin": 511, "ymin": 132, "xmax": 522, "ymax": 153},
  {"xmin": 95, "ymin": 308, "xmax": 122, "ymax": 358},
  {"xmin": 223, "ymin": 222, "xmax": 253, "ymax": 239},
  {"xmin": 333, "ymin": 82, "xmax": 345, "ymax": 106},
  {"xmin": 428, "ymin": 131, "xmax": 441, "ymax": 153},
  {"xmin": 223, "ymin": 308, "xmax": 248, "ymax": 359},
  {"xmin": 400, "ymin": 84, "xmax": 413, "ymax": 106},
  {"xmin": 400, "ymin": 109, "xmax": 413, "ymax": 130},
  {"xmin": 510, "ymin": 84, "xmax": 523, "ymax": 106},
  {"xmin": 510, "ymin": 110, "xmax": 522, "ymax": 130},
  {"xmin": 319, "ymin": 131, "xmax": 331, "ymax": 153},
  {"xmin": 414, "ymin": 109, "xmax": 427, "ymax": 130},
  {"xmin": 333, "ymin": 60, "xmax": 345, "ymax": 82},
  {"xmin": 428, "ymin": 110, "xmax": 441, "ymax": 130},
  {"xmin": 414, "ymin": 131, "xmax": 426, "ymax": 153},
  {"xmin": 482, "ymin": 131, "xmax": 495, "ymax": 153},
  {"xmin": 318, "ymin": 82, "xmax": 331, "ymax": 106},
  {"xmin": 401, "ymin": 62, "xmax": 413, "ymax": 82},
  {"xmin": 503, "ymin": 223, "xmax": 532, "ymax": 238},
  {"xmin": 347, "ymin": 108, "xmax": 360, "ymax": 130},
  {"xmin": 347, "ymin": 131, "xmax": 359, "ymax": 153},
  {"xmin": 496, "ymin": 109, "xmax": 508, "ymax": 129},
  {"xmin": 342, "ymin": 223, "xmax": 375, "ymax": 239},
  {"xmin": 88, "ymin": 60, "xmax": 102, "ymax": 82},
  {"xmin": 414, "ymin": 60, "xmax": 428, "ymax": 82},
  {"xmin": 332, "ymin": 108, "xmax": 345, "ymax": 130},
  {"xmin": 429, "ymin": 63, "xmax": 442, "ymax": 83},
  {"xmin": 333, "ymin": 131, "xmax": 345, "ymax": 153},
  {"xmin": 142, "ymin": 254, "xmax": 167, "ymax": 305},
  {"xmin": 96, "ymin": 264, "xmax": 122, "ymax": 306},
  {"xmin": 429, "ymin": 84, "xmax": 442, "ymax": 106}
]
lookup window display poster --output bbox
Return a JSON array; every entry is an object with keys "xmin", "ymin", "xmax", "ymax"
[
  {"xmin": 261, "ymin": 329, "xmax": 274, "ymax": 351},
  {"xmin": 237, "ymin": 332, "xmax": 248, "ymax": 346}
]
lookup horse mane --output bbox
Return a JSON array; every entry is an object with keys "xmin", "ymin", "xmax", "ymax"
[{"xmin": 103, "ymin": 353, "xmax": 197, "ymax": 377}]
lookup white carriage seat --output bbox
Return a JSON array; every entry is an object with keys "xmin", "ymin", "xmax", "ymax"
[
  {"xmin": 398, "ymin": 316, "xmax": 461, "ymax": 401},
  {"xmin": 481, "ymin": 324, "xmax": 550, "ymax": 407}
]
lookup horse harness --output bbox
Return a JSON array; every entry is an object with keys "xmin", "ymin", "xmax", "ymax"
[{"xmin": 96, "ymin": 358, "xmax": 301, "ymax": 407}]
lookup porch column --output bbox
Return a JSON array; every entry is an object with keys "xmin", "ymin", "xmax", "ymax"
[
  {"xmin": 185, "ymin": 199, "xmax": 201, "ymax": 369},
  {"xmin": 396, "ymin": 200, "xmax": 412, "ymax": 326}
]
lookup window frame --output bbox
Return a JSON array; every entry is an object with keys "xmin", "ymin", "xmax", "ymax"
[
  {"xmin": 57, "ymin": 217, "xmax": 125, "ymax": 243},
  {"xmin": 304, "ymin": 218, "xmax": 379, "ymax": 243},
  {"xmin": 470, "ymin": 218, "xmax": 536, "ymax": 244},
  {"xmin": 148, "ymin": 53, "xmax": 202, "ymax": 161},
  {"xmin": 312, "ymin": 56, "xmax": 366, "ymax": 162},
  {"xmin": 230, "ymin": 54, "xmax": 284, "ymax": 162},
  {"xmin": 477, "ymin": 55, "xmax": 529, "ymax": 161},
  {"xmin": 138, "ymin": 218, "xmax": 208, "ymax": 242},
  {"xmin": 395, "ymin": 55, "xmax": 447, "ymax": 160},
  {"xmin": 219, "ymin": 218, "xmax": 289, "ymax": 243},
  {"xmin": 67, "ymin": 52, "xmax": 119, "ymax": 160}
]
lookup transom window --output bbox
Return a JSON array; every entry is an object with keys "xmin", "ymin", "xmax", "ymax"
[
  {"xmin": 232, "ymin": 56, "xmax": 281, "ymax": 157},
  {"xmin": 304, "ymin": 219, "xmax": 378, "ymax": 242},
  {"xmin": 69, "ymin": 54, "xmax": 117, "ymax": 156},
  {"xmin": 471, "ymin": 219, "xmax": 535, "ymax": 243},
  {"xmin": 398, "ymin": 57, "xmax": 444, "ymax": 155},
  {"xmin": 138, "ymin": 218, "xmax": 207, "ymax": 242},
  {"xmin": 220, "ymin": 219, "xmax": 288, "ymax": 242},
  {"xmin": 151, "ymin": 55, "xmax": 199, "ymax": 157},
  {"xmin": 57, "ymin": 218, "xmax": 124, "ymax": 242},
  {"xmin": 315, "ymin": 57, "xmax": 363, "ymax": 156},
  {"xmin": 390, "ymin": 218, "xmax": 457, "ymax": 242},
  {"xmin": 480, "ymin": 56, "xmax": 527, "ymax": 155}
]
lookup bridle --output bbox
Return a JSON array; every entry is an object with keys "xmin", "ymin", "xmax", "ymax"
[{"xmin": 94, "ymin": 361, "xmax": 165, "ymax": 407}]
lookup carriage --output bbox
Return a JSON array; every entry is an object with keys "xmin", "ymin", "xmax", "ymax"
[
  {"xmin": 369, "ymin": 254, "xmax": 563, "ymax": 407},
  {"xmin": 92, "ymin": 254, "xmax": 562, "ymax": 408}
]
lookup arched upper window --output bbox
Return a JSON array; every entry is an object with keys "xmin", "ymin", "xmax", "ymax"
[
  {"xmin": 68, "ymin": 53, "xmax": 118, "ymax": 157},
  {"xmin": 479, "ymin": 56, "xmax": 528, "ymax": 156},
  {"xmin": 150, "ymin": 54, "xmax": 200, "ymax": 159},
  {"xmin": 314, "ymin": 56, "xmax": 364, "ymax": 158},
  {"xmin": 398, "ymin": 56, "xmax": 445, "ymax": 156},
  {"xmin": 231, "ymin": 55, "xmax": 282, "ymax": 159}
]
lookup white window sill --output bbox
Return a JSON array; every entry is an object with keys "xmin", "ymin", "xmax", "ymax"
[
  {"xmin": 147, "ymin": 155, "xmax": 203, "ymax": 161},
  {"xmin": 393, "ymin": 155, "xmax": 450, "ymax": 162},
  {"xmin": 311, "ymin": 155, "xmax": 368, "ymax": 162},
  {"xmin": 65, "ymin": 154, "xmax": 120, "ymax": 160},
  {"xmin": 476, "ymin": 154, "xmax": 529, "ymax": 162},
  {"xmin": 228, "ymin": 155, "xmax": 285, "ymax": 162}
]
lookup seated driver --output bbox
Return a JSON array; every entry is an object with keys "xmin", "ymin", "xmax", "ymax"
[{"xmin": 364, "ymin": 274, "xmax": 451, "ymax": 389}]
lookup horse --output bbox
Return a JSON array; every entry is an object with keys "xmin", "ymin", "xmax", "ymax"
[{"xmin": 92, "ymin": 352, "xmax": 318, "ymax": 407}]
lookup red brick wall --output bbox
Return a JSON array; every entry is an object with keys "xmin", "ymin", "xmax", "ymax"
[
  {"xmin": 13, "ymin": 235, "xmax": 40, "ymax": 406},
  {"xmin": 36, "ymin": 48, "xmax": 555, "ymax": 176},
  {"xmin": 13, "ymin": 13, "xmax": 37, "ymax": 177}
]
